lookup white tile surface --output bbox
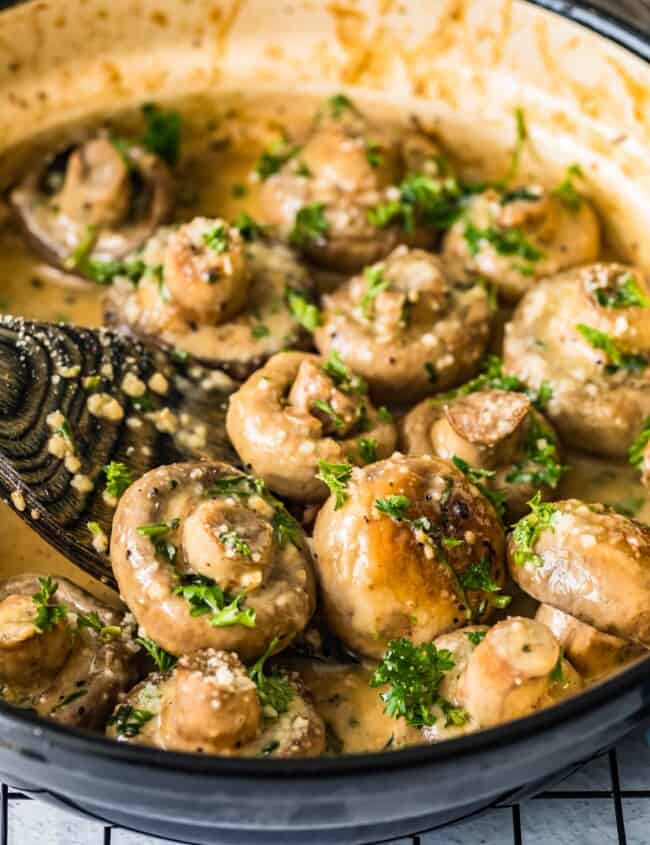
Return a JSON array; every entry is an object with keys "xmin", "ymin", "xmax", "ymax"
[
  {"xmin": 419, "ymin": 807, "xmax": 514, "ymax": 844},
  {"xmin": 519, "ymin": 797, "xmax": 619, "ymax": 844},
  {"xmin": 7, "ymin": 796, "xmax": 106, "ymax": 845}
]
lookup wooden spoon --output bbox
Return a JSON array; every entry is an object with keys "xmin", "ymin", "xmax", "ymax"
[{"xmin": 0, "ymin": 316, "xmax": 238, "ymax": 587}]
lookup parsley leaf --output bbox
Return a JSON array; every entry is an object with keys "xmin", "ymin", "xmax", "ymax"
[
  {"xmin": 370, "ymin": 638, "xmax": 456, "ymax": 728},
  {"xmin": 289, "ymin": 202, "xmax": 329, "ymax": 247},
  {"xmin": 108, "ymin": 704, "xmax": 154, "ymax": 738},
  {"xmin": 202, "ymin": 223, "xmax": 230, "ymax": 254},
  {"xmin": 465, "ymin": 629, "xmax": 487, "ymax": 646},
  {"xmin": 77, "ymin": 611, "xmax": 121, "ymax": 641},
  {"xmin": 365, "ymin": 138, "xmax": 384, "ymax": 169},
  {"xmin": 576, "ymin": 323, "xmax": 648, "ymax": 373},
  {"xmin": 375, "ymin": 494, "xmax": 411, "ymax": 522},
  {"xmin": 313, "ymin": 398, "xmax": 345, "ymax": 432},
  {"xmin": 552, "ymin": 163, "xmax": 584, "ymax": 211},
  {"xmin": 272, "ymin": 507, "xmax": 301, "ymax": 548},
  {"xmin": 233, "ymin": 212, "xmax": 266, "ymax": 242},
  {"xmin": 64, "ymin": 224, "xmax": 98, "ymax": 271},
  {"xmin": 136, "ymin": 518, "xmax": 180, "ymax": 538},
  {"xmin": 135, "ymin": 636, "xmax": 177, "ymax": 672},
  {"xmin": 316, "ymin": 460, "xmax": 352, "ymax": 510},
  {"xmin": 219, "ymin": 529, "xmax": 252, "ymax": 558},
  {"xmin": 174, "ymin": 573, "xmax": 256, "ymax": 628},
  {"xmin": 255, "ymin": 136, "xmax": 299, "ymax": 180},
  {"xmin": 322, "ymin": 349, "xmax": 366, "ymax": 395},
  {"xmin": 248, "ymin": 635, "xmax": 293, "ymax": 715},
  {"xmin": 141, "ymin": 103, "xmax": 182, "ymax": 166},
  {"xmin": 368, "ymin": 173, "xmax": 464, "ymax": 232},
  {"xmin": 208, "ymin": 474, "xmax": 266, "ymax": 498},
  {"xmin": 594, "ymin": 272, "xmax": 650, "ymax": 309},
  {"xmin": 451, "ymin": 456, "xmax": 507, "ymax": 520},
  {"xmin": 459, "ymin": 557, "xmax": 511, "ymax": 609},
  {"xmin": 327, "ymin": 93, "xmax": 355, "ymax": 118},
  {"xmin": 511, "ymin": 491, "xmax": 557, "ymax": 566},
  {"xmin": 506, "ymin": 413, "xmax": 566, "ymax": 489},
  {"xmin": 360, "ymin": 265, "xmax": 390, "ymax": 319},
  {"xmin": 32, "ymin": 576, "xmax": 67, "ymax": 633},
  {"xmin": 464, "ymin": 222, "xmax": 543, "ymax": 263},
  {"xmin": 504, "ymin": 107, "xmax": 528, "ymax": 184},
  {"xmin": 103, "ymin": 461, "xmax": 133, "ymax": 499},
  {"xmin": 358, "ymin": 437, "xmax": 378, "ymax": 464},
  {"xmin": 287, "ymin": 288, "xmax": 321, "ymax": 330},
  {"xmin": 630, "ymin": 417, "xmax": 650, "ymax": 468}
]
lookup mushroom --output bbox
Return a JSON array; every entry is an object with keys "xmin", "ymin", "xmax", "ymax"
[
  {"xmin": 313, "ymin": 246, "xmax": 492, "ymax": 402},
  {"xmin": 442, "ymin": 183, "xmax": 600, "ymax": 301},
  {"xmin": 508, "ymin": 498, "xmax": 650, "ymax": 647},
  {"xmin": 110, "ymin": 462, "xmax": 316, "ymax": 661},
  {"xmin": 259, "ymin": 96, "xmax": 450, "ymax": 273},
  {"xmin": 535, "ymin": 604, "xmax": 645, "ymax": 682},
  {"xmin": 226, "ymin": 351, "xmax": 398, "ymax": 501},
  {"xmin": 503, "ymin": 263, "xmax": 650, "ymax": 458},
  {"xmin": 106, "ymin": 648, "xmax": 325, "ymax": 756},
  {"xmin": 0, "ymin": 575, "xmax": 138, "ymax": 728},
  {"xmin": 400, "ymin": 389, "xmax": 564, "ymax": 519},
  {"xmin": 421, "ymin": 617, "xmax": 581, "ymax": 741},
  {"xmin": 104, "ymin": 217, "xmax": 316, "ymax": 379},
  {"xmin": 11, "ymin": 134, "xmax": 174, "ymax": 277},
  {"xmin": 311, "ymin": 454, "xmax": 506, "ymax": 659}
]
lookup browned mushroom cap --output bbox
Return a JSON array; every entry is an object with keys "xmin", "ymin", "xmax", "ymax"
[
  {"xmin": 110, "ymin": 462, "xmax": 316, "ymax": 661},
  {"xmin": 259, "ymin": 97, "xmax": 445, "ymax": 273},
  {"xmin": 441, "ymin": 184, "xmax": 600, "ymax": 301},
  {"xmin": 535, "ymin": 604, "xmax": 645, "ymax": 681},
  {"xmin": 504, "ymin": 264, "xmax": 650, "ymax": 458},
  {"xmin": 400, "ymin": 389, "xmax": 564, "ymax": 520},
  {"xmin": 422, "ymin": 617, "xmax": 580, "ymax": 741},
  {"xmin": 509, "ymin": 499, "xmax": 650, "ymax": 647},
  {"xmin": 311, "ymin": 454, "xmax": 506, "ymax": 659},
  {"xmin": 0, "ymin": 575, "xmax": 138, "ymax": 729},
  {"xmin": 226, "ymin": 351, "xmax": 398, "ymax": 502},
  {"xmin": 11, "ymin": 134, "xmax": 174, "ymax": 277},
  {"xmin": 314, "ymin": 246, "xmax": 492, "ymax": 402},
  {"xmin": 104, "ymin": 220, "xmax": 315, "ymax": 379},
  {"xmin": 107, "ymin": 648, "xmax": 326, "ymax": 757}
]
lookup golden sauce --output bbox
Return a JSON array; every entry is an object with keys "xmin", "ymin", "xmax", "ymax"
[{"xmin": 0, "ymin": 94, "xmax": 647, "ymax": 752}]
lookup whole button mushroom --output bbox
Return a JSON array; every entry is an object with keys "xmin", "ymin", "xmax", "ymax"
[
  {"xmin": 535, "ymin": 604, "xmax": 645, "ymax": 682},
  {"xmin": 226, "ymin": 350, "xmax": 398, "ymax": 502},
  {"xmin": 311, "ymin": 454, "xmax": 506, "ymax": 659},
  {"xmin": 401, "ymin": 388, "xmax": 564, "ymax": 520},
  {"xmin": 104, "ymin": 217, "xmax": 316, "ymax": 379},
  {"xmin": 508, "ymin": 498, "xmax": 650, "ymax": 647},
  {"xmin": 110, "ymin": 462, "xmax": 316, "ymax": 661},
  {"xmin": 442, "ymin": 181, "xmax": 600, "ymax": 301},
  {"xmin": 314, "ymin": 246, "xmax": 492, "ymax": 402},
  {"xmin": 504, "ymin": 263, "xmax": 650, "ymax": 458},
  {"xmin": 260, "ymin": 94, "xmax": 450, "ymax": 273},
  {"xmin": 11, "ymin": 133, "xmax": 174, "ymax": 279},
  {"xmin": 107, "ymin": 648, "xmax": 325, "ymax": 757},
  {"xmin": 0, "ymin": 575, "xmax": 138, "ymax": 729}
]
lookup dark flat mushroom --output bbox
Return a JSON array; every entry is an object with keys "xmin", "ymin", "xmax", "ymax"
[
  {"xmin": 0, "ymin": 316, "xmax": 238, "ymax": 587},
  {"xmin": 10, "ymin": 134, "xmax": 175, "ymax": 279}
]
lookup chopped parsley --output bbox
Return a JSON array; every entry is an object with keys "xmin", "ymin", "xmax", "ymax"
[
  {"xmin": 51, "ymin": 689, "xmax": 88, "ymax": 712},
  {"xmin": 505, "ymin": 107, "xmax": 528, "ymax": 183},
  {"xmin": 375, "ymin": 494, "xmax": 411, "ymax": 522},
  {"xmin": 231, "ymin": 183, "xmax": 248, "ymax": 198},
  {"xmin": 136, "ymin": 518, "xmax": 180, "ymax": 538},
  {"xmin": 32, "ymin": 576, "xmax": 67, "ymax": 633},
  {"xmin": 465, "ymin": 629, "xmax": 487, "ymax": 646},
  {"xmin": 365, "ymin": 138, "xmax": 384, "ymax": 169},
  {"xmin": 80, "ymin": 256, "xmax": 146, "ymax": 286},
  {"xmin": 108, "ymin": 704, "xmax": 154, "ymax": 738},
  {"xmin": 135, "ymin": 636, "xmax": 177, "ymax": 672},
  {"xmin": 506, "ymin": 413, "xmax": 566, "ymax": 489},
  {"xmin": 322, "ymin": 349, "xmax": 366, "ymax": 395},
  {"xmin": 368, "ymin": 173, "xmax": 464, "ymax": 232},
  {"xmin": 219, "ymin": 529, "xmax": 252, "ymax": 558},
  {"xmin": 463, "ymin": 222, "xmax": 543, "ymax": 263},
  {"xmin": 233, "ymin": 212, "xmax": 266, "ymax": 242},
  {"xmin": 358, "ymin": 437, "xmax": 378, "ymax": 464},
  {"xmin": 141, "ymin": 103, "xmax": 182, "ymax": 166},
  {"xmin": 248, "ymin": 635, "xmax": 293, "ymax": 715},
  {"xmin": 77, "ymin": 611, "xmax": 121, "ymax": 641},
  {"xmin": 255, "ymin": 136, "xmax": 299, "ymax": 180},
  {"xmin": 629, "ymin": 417, "xmax": 650, "ymax": 468},
  {"xmin": 56, "ymin": 418, "xmax": 75, "ymax": 450},
  {"xmin": 594, "ymin": 272, "xmax": 650, "ymax": 309},
  {"xmin": 208, "ymin": 474, "xmax": 265, "ymax": 498},
  {"xmin": 202, "ymin": 223, "xmax": 230, "ymax": 254},
  {"xmin": 552, "ymin": 163, "xmax": 584, "ymax": 211},
  {"xmin": 312, "ymin": 398, "xmax": 345, "ymax": 432},
  {"xmin": 174, "ymin": 573, "xmax": 256, "ymax": 628},
  {"xmin": 287, "ymin": 289, "xmax": 321, "ymax": 330},
  {"xmin": 370, "ymin": 638, "xmax": 457, "ymax": 728},
  {"xmin": 511, "ymin": 492, "xmax": 557, "ymax": 567},
  {"xmin": 64, "ymin": 224, "xmax": 98, "ymax": 271},
  {"xmin": 550, "ymin": 648, "xmax": 567, "ymax": 684},
  {"xmin": 500, "ymin": 187, "xmax": 541, "ymax": 205},
  {"xmin": 360, "ymin": 265, "xmax": 390, "ymax": 319},
  {"xmin": 377, "ymin": 406, "xmax": 394, "ymax": 423},
  {"xmin": 316, "ymin": 460, "xmax": 352, "ymax": 510},
  {"xmin": 289, "ymin": 202, "xmax": 329, "ymax": 247},
  {"xmin": 327, "ymin": 93, "xmax": 354, "ymax": 118},
  {"xmin": 103, "ymin": 461, "xmax": 133, "ymax": 499},
  {"xmin": 459, "ymin": 557, "xmax": 511, "ymax": 609},
  {"xmin": 576, "ymin": 324, "xmax": 648, "ymax": 373},
  {"xmin": 252, "ymin": 323, "xmax": 270, "ymax": 339},
  {"xmin": 271, "ymin": 507, "xmax": 301, "ymax": 548},
  {"xmin": 451, "ymin": 456, "xmax": 507, "ymax": 520}
]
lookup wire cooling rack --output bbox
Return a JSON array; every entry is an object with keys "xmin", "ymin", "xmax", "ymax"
[{"xmin": 2, "ymin": 728, "xmax": 650, "ymax": 845}]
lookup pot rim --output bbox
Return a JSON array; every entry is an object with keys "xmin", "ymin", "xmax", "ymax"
[{"xmin": 0, "ymin": 0, "xmax": 648, "ymax": 781}]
